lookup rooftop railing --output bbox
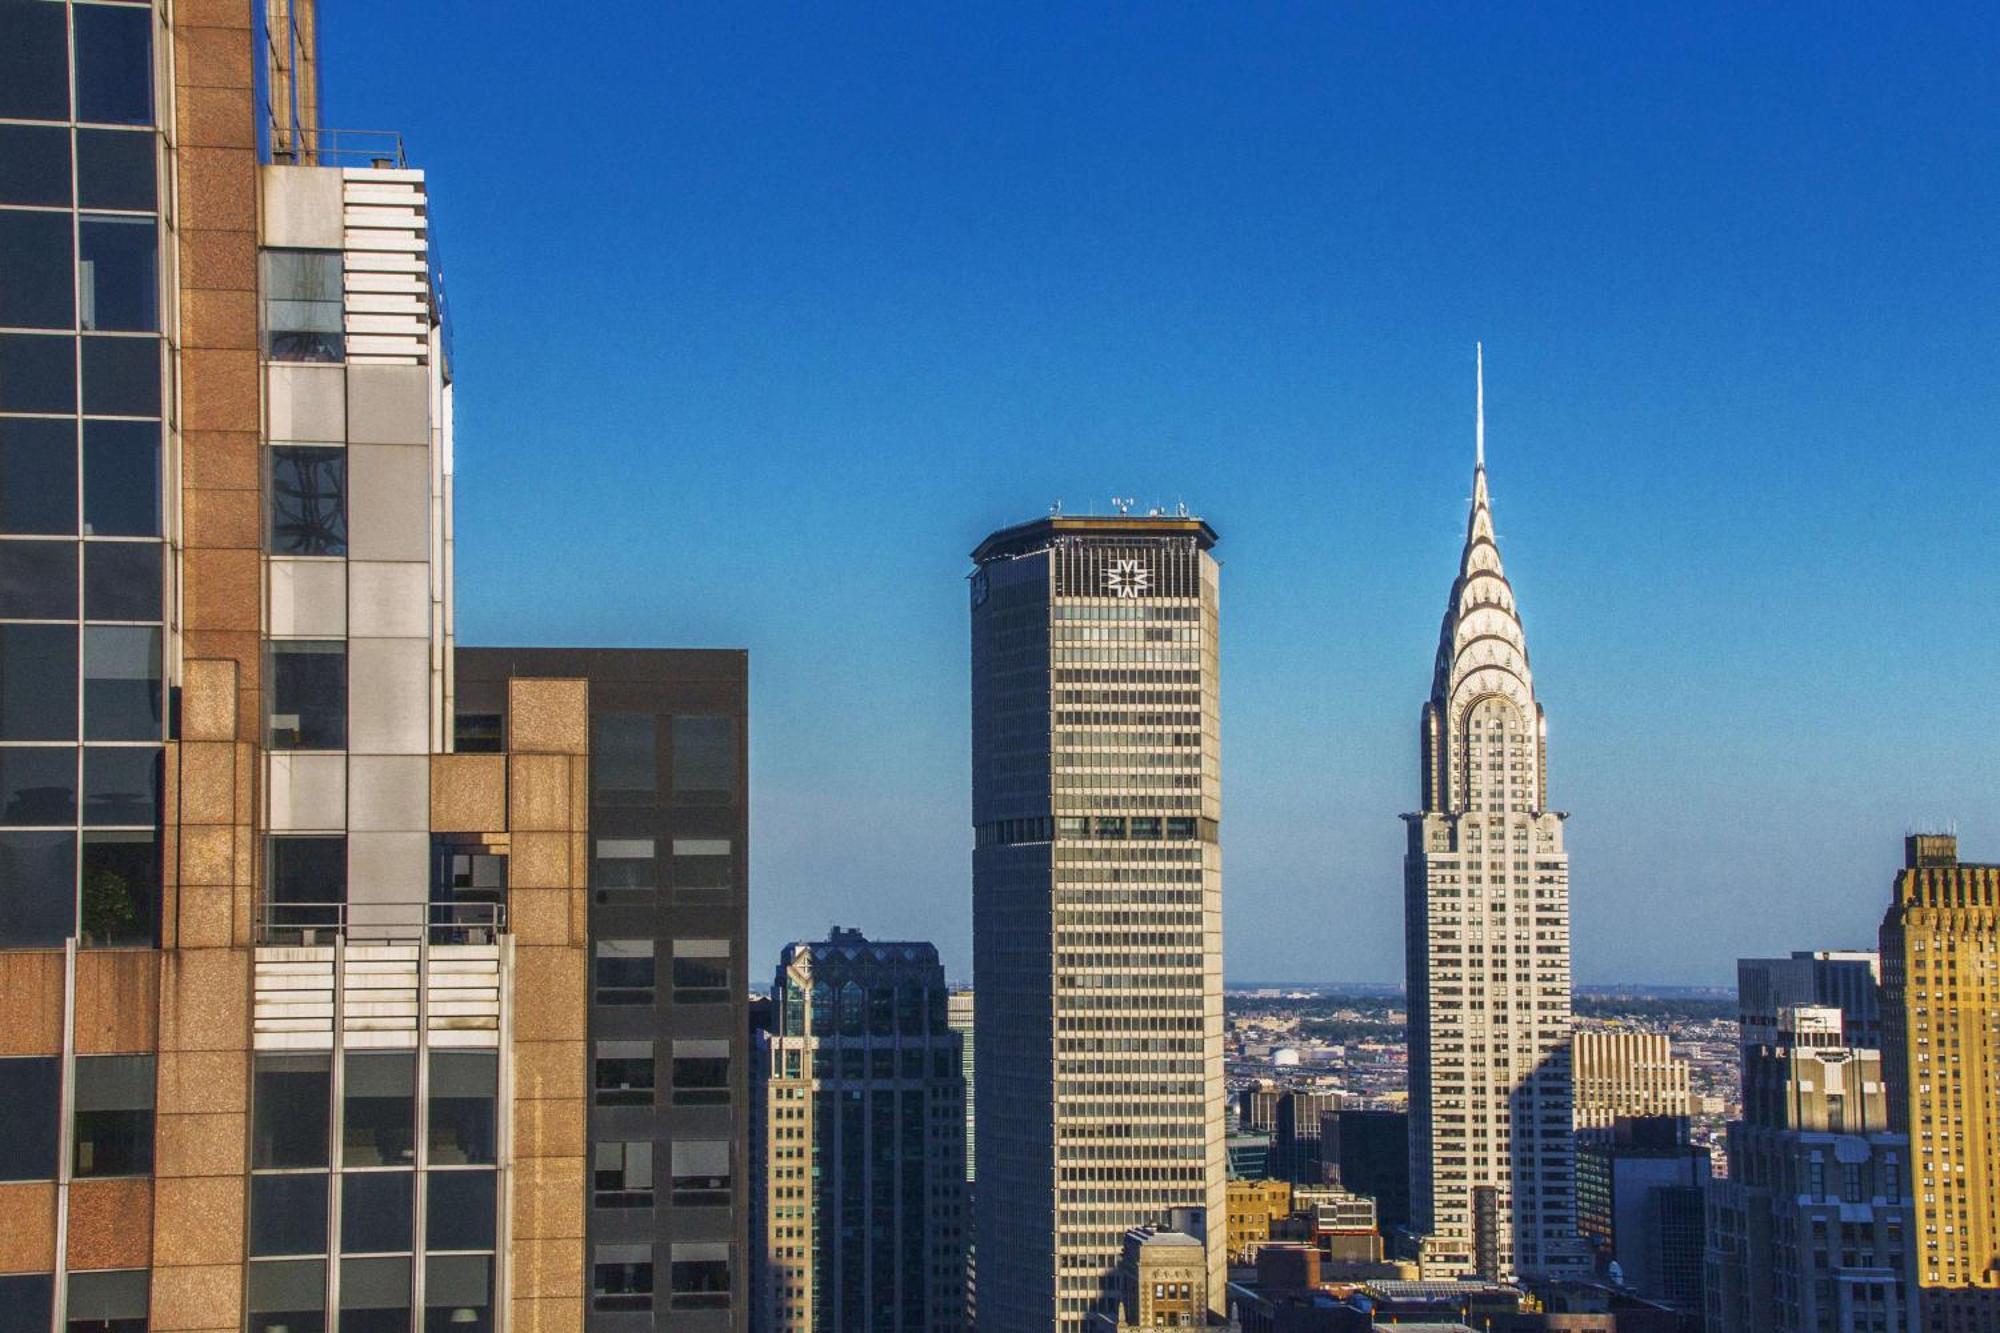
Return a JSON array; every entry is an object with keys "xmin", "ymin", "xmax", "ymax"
[
  {"xmin": 271, "ymin": 127, "xmax": 408, "ymax": 170},
  {"xmin": 257, "ymin": 900, "xmax": 506, "ymax": 947}
]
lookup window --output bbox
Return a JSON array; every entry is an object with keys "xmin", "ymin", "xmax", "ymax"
[
  {"xmin": 592, "ymin": 837, "xmax": 654, "ymax": 902},
  {"xmin": 78, "ymin": 216, "xmax": 157, "ymax": 332},
  {"xmin": 0, "ymin": 2, "xmax": 69, "ymax": 120},
  {"xmin": 0, "ymin": 333, "xmax": 76, "ymax": 413},
  {"xmin": 267, "ymin": 835, "xmax": 345, "ymax": 934},
  {"xmin": 80, "ymin": 334, "xmax": 159, "ymax": 415},
  {"xmin": 79, "ymin": 830, "xmax": 156, "ymax": 946},
  {"xmin": 425, "ymin": 1255, "xmax": 493, "ymax": 1333},
  {"xmin": 671, "ymin": 714, "xmax": 735, "ymax": 800},
  {"xmin": 76, "ymin": 129, "xmax": 155, "ymax": 211},
  {"xmin": 0, "ymin": 210, "xmax": 74, "ymax": 329},
  {"xmin": 0, "ymin": 1276, "xmax": 54, "ymax": 1333},
  {"xmin": 82, "ymin": 746, "xmax": 158, "ymax": 826},
  {"xmin": 0, "ymin": 830, "xmax": 75, "ymax": 947},
  {"xmin": 453, "ymin": 711, "xmax": 502, "ymax": 753},
  {"xmin": 0, "ymin": 747, "xmax": 75, "ymax": 825},
  {"xmin": 64, "ymin": 1268, "xmax": 148, "ymax": 1333},
  {"xmin": 269, "ymin": 641, "xmax": 345, "ymax": 749},
  {"xmin": 670, "ymin": 1139, "xmax": 731, "ymax": 1206},
  {"xmin": 263, "ymin": 251, "xmax": 343, "ymax": 362},
  {"xmin": 72, "ymin": 1054, "xmax": 153, "ymax": 1177},
  {"xmin": 425, "ymin": 1169, "xmax": 497, "ymax": 1251},
  {"xmin": 269, "ymin": 446, "xmax": 346, "ymax": 555},
  {"xmin": 672, "ymin": 1040, "xmax": 730, "ymax": 1106},
  {"xmin": 593, "ymin": 1141, "xmax": 654, "ymax": 1209},
  {"xmin": 594, "ymin": 712, "xmax": 655, "ymax": 795},
  {"xmin": 427, "ymin": 1052, "xmax": 496, "ymax": 1167},
  {"xmin": 83, "ymin": 624, "xmax": 160, "ymax": 740},
  {"xmin": 341, "ymin": 1170, "xmax": 413, "ymax": 1253},
  {"xmin": 594, "ymin": 1041, "xmax": 655, "ymax": 1107},
  {"xmin": 670, "ymin": 838, "xmax": 731, "ymax": 905},
  {"xmin": 84, "ymin": 541, "xmax": 161, "ymax": 622},
  {"xmin": 595, "ymin": 939, "xmax": 655, "ymax": 1006},
  {"xmin": 672, "ymin": 938, "xmax": 731, "ymax": 1004},
  {"xmin": 83, "ymin": 420, "xmax": 159, "ymax": 536},
  {"xmin": 338, "ymin": 1257, "xmax": 411, "ymax": 1333},
  {"xmin": 251, "ymin": 1172, "xmax": 329, "ymax": 1256},
  {"xmin": 670, "ymin": 1243, "xmax": 732, "ymax": 1311},
  {"xmin": 0, "ymin": 1057, "xmax": 61, "ymax": 1180},
  {"xmin": 246, "ymin": 1260, "xmax": 326, "ymax": 1333},
  {"xmin": 0, "ymin": 623, "xmax": 78, "ymax": 740},
  {"xmin": 0, "ymin": 124, "xmax": 70, "ymax": 205},
  {"xmin": 0, "ymin": 417, "xmax": 77, "ymax": 534},
  {"xmin": 72, "ymin": 3, "xmax": 153, "ymax": 126},
  {"xmin": 343, "ymin": 1052, "xmax": 416, "ymax": 1167},
  {"xmin": 0, "ymin": 540, "xmax": 76, "ymax": 619},
  {"xmin": 254, "ymin": 1053, "xmax": 330, "ymax": 1169},
  {"xmin": 593, "ymin": 1244, "xmax": 653, "ymax": 1313}
]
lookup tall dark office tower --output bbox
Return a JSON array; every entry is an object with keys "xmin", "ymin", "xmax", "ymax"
[
  {"xmin": 1738, "ymin": 951, "xmax": 1883, "ymax": 1052},
  {"xmin": 457, "ymin": 648, "xmax": 751, "ymax": 1331},
  {"xmin": 1403, "ymin": 349, "xmax": 1584, "ymax": 1280},
  {"xmin": 1272, "ymin": 1089, "xmax": 1343, "ymax": 1186},
  {"xmin": 1879, "ymin": 835, "xmax": 2000, "ymax": 1332},
  {"xmin": 0, "ymin": 5, "xmax": 601, "ymax": 1328},
  {"xmin": 1321, "ymin": 1109, "xmax": 1411, "ymax": 1237},
  {"xmin": 969, "ymin": 511, "xmax": 1226, "ymax": 1333},
  {"xmin": 749, "ymin": 929, "xmax": 967, "ymax": 1331}
]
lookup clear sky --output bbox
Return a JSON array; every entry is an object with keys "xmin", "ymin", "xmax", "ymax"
[{"xmin": 324, "ymin": 3, "xmax": 1998, "ymax": 986}]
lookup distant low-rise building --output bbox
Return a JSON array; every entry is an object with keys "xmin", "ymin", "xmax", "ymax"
[
  {"xmin": 1229, "ymin": 1180, "xmax": 1295, "ymax": 1262},
  {"xmin": 1573, "ymin": 1031, "xmax": 1693, "ymax": 1133},
  {"xmin": 1573, "ymin": 1117, "xmax": 1707, "ymax": 1312}
]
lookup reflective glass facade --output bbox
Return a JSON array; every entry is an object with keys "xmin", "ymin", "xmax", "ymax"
[{"xmin": 0, "ymin": 0, "xmax": 166, "ymax": 954}]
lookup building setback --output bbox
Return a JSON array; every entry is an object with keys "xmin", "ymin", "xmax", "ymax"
[
  {"xmin": 1402, "ymin": 350, "xmax": 1584, "ymax": 1280},
  {"xmin": 0, "ymin": 4, "xmax": 596, "ymax": 1328},
  {"xmin": 749, "ymin": 929, "xmax": 967, "ymax": 1331},
  {"xmin": 1703, "ymin": 1004, "xmax": 1917, "ymax": 1333},
  {"xmin": 456, "ymin": 647, "xmax": 751, "ymax": 1331},
  {"xmin": 969, "ymin": 511, "xmax": 1226, "ymax": 1332},
  {"xmin": 1878, "ymin": 835, "xmax": 2000, "ymax": 1332}
]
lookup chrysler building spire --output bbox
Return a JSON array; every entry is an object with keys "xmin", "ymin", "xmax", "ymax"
[
  {"xmin": 1476, "ymin": 341, "xmax": 1486, "ymax": 472},
  {"xmin": 1403, "ymin": 353, "xmax": 1585, "ymax": 1282}
]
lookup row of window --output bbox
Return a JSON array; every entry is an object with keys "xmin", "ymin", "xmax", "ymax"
[
  {"xmin": 0, "ymin": 211, "xmax": 157, "ymax": 333},
  {"xmin": 0, "ymin": 1, "xmax": 154, "ymax": 128},
  {"xmin": 0, "ymin": 333, "xmax": 158, "ymax": 416},
  {"xmin": 0, "ymin": 417, "xmax": 158, "ymax": 536},
  {"xmin": 594, "ymin": 1033, "xmax": 732, "ymax": 1108}
]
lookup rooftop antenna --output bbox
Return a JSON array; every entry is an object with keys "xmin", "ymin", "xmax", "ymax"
[
  {"xmin": 1050, "ymin": 498, "xmax": 1064, "ymax": 516},
  {"xmin": 1475, "ymin": 341, "xmax": 1486, "ymax": 472},
  {"xmin": 1111, "ymin": 496, "xmax": 1134, "ymax": 514}
]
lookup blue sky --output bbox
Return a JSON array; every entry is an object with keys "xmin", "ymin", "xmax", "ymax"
[{"xmin": 324, "ymin": 3, "xmax": 1999, "ymax": 985}]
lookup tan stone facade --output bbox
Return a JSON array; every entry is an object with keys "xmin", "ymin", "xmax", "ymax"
[
  {"xmin": 0, "ymin": 6, "xmax": 589, "ymax": 1330},
  {"xmin": 1881, "ymin": 835, "xmax": 2000, "ymax": 1304}
]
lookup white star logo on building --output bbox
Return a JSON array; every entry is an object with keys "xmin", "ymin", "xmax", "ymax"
[{"xmin": 1103, "ymin": 559, "xmax": 1151, "ymax": 598}]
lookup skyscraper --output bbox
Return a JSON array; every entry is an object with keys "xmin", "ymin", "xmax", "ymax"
[
  {"xmin": 1703, "ymin": 1005, "xmax": 1917, "ymax": 1333},
  {"xmin": 0, "ymin": 5, "xmax": 596, "ymax": 1328},
  {"xmin": 1572, "ymin": 1030, "xmax": 1694, "ymax": 1134},
  {"xmin": 1738, "ymin": 951, "xmax": 1883, "ymax": 1052},
  {"xmin": 750, "ymin": 929, "xmax": 967, "ymax": 1331},
  {"xmin": 969, "ymin": 511, "xmax": 1226, "ymax": 1332},
  {"xmin": 1878, "ymin": 834, "xmax": 2000, "ymax": 1332},
  {"xmin": 456, "ymin": 647, "xmax": 753, "ymax": 1331},
  {"xmin": 1403, "ymin": 348, "xmax": 1583, "ymax": 1280},
  {"xmin": 948, "ymin": 988, "xmax": 975, "ymax": 1184}
]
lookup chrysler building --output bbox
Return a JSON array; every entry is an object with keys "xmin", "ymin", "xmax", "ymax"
[{"xmin": 1403, "ymin": 348, "xmax": 1586, "ymax": 1280}]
